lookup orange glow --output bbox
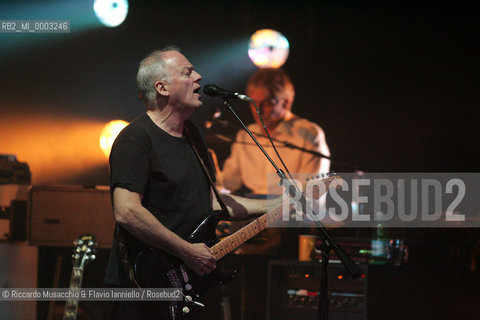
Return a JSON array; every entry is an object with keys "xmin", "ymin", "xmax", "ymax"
[
  {"xmin": 337, "ymin": 275, "xmax": 344, "ymax": 280},
  {"xmin": 0, "ymin": 112, "xmax": 109, "ymax": 184},
  {"xmin": 99, "ymin": 120, "xmax": 128, "ymax": 157}
]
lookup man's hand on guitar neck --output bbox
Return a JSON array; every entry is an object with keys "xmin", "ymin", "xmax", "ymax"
[{"xmin": 178, "ymin": 243, "xmax": 217, "ymax": 276}]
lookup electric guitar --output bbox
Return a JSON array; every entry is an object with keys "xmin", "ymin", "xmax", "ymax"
[
  {"xmin": 133, "ymin": 175, "xmax": 341, "ymax": 317},
  {"xmin": 63, "ymin": 235, "xmax": 97, "ymax": 320}
]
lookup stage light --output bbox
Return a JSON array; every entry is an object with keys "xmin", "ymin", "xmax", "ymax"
[
  {"xmin": 248, "ymin": 29, "xmax": 289, "ymax": 68},
  {"xmin": 93, "ymin": 0, "xmax": 128, "ymax": 28},
  {"xmin": 99, "ymin": 120, "xmax": 128, "ymax": 157}
]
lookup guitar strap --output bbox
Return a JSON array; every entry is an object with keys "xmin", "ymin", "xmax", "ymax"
[
  {"xmin": 184, "ymin": 123, "xmax": 230, "ymax": 218},
  {"xmin": 116, "ymin": 122, "xmax": 229, "ymax": 288}
]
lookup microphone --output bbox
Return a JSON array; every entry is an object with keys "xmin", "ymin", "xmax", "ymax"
[{"xmin": 203, "ymin": 84, "xmax": 252, "ymax": 101}]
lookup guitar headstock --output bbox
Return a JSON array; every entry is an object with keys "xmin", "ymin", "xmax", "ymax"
[
  {"xmin": 71, "ymin": 234, "xmax": 97, "ymax": 269},
  {"xmin": 304, "ymin": 172, "xmax": 343, "ymax": 199}
]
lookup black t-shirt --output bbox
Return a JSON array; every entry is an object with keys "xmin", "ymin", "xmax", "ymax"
[{"xmin": 104, "ymin": 113, "xmax": 213, "ymax": 285}]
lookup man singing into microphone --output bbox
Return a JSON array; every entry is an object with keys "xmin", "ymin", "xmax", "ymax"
[
  {"xmin": 104, "ymin": 46, "xmax": 280, "ymax": 320},
  {"xmin": 221, "ymin": 67, "xmax": 331, "ymax": 196}
]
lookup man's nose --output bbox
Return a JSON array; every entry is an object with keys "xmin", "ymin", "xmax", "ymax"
[{"xmin": 194, "ymin": 70, "xmax": 202, "ymax": 81}]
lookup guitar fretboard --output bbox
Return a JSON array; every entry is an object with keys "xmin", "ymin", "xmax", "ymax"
[
  {"xmin": 210, "ymin": 175, "xmax": 338, "ymax": 260},
  {"xmin": 211, "ymin": 203, "xmax": 283, "ymax": 260},
  {"xmin": 63, "ymin": 267, "xmax": 83, "ymax": 320}
]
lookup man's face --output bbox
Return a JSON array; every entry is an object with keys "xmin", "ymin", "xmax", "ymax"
[
  {"xmin": 248, "ymin": 86, "xmax": 287, "ymax": 130},
  {"xmin": 162, "ymin": 51, "xmax": 203, "ymax": 110}
]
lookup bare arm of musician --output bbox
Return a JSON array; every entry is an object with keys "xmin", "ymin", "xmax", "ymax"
[
  {"xmin": 112, "ymin": 187, "xmax": 216, "ymax": 276},
  {"xmin": 212, "ymin": 189, "xmax": 283, "ymax": 220}
]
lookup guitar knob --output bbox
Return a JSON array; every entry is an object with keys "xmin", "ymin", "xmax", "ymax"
[
  {"xmin": 185, "ymin": 295, "xmax": 192, "ymax": 302},
  {"xmin": 182, "ymin": 306, "xmax": 190, "ymax": 314},
  {"xmin": 185, "ymin": 284, "xmax": 192, "ymax": 291}
]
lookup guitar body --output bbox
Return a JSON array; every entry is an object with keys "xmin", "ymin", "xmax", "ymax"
[{"xmin": 133, "ymin": 210, "xmax": 236, "ymax": 297}]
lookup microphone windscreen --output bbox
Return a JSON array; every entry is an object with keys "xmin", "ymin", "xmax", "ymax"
[{"xmin": 203, "ymin": 84, "xmax": 220, "ymax": 97}]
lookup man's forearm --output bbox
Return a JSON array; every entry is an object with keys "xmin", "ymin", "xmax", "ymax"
[
  {"xmin": 113, "ymin": 187, "xmax": 217, "ymax": 276},
  {"xmin": 116, "ymin": 205, "xmax": 193, "ymax": 259},
  {"xmin": 113, "ymin": 188, "xmax": 192, "ymax": 260},
  {"xmin": 214, "ymin": 193, "xmax": 282, "ymax": 220}
]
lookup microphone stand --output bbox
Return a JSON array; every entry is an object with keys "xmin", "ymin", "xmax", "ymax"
[
  {"xmin": 250, "ymin": 131, "xmax": 331, "ymax": 160},
  {"xmin": 208, "ymin": 118, "xmax": 330, "ymax": 160},
  {"xmin": 222, "ymin": 98, "xmax": 361, "ymax": 320}
]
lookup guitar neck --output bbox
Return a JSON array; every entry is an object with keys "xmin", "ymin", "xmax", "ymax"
[
  {"xmin": 63, "ymin": 267, "xmax": 84, "ymax": 320},
  {"xmin": 210, "ymin": 176, "xmax": 339, "ymax": 261},
  {"xmin": 211, "ymin": 203, "xmax": 283, "ymax": 260}
]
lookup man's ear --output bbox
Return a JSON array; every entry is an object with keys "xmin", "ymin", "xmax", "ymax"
[{"xmin": 155, "ymin": 80, "xmax": 169, "ymax": 97}]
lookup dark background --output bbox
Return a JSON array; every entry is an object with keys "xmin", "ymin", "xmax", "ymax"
[
  {"xmin": 1, "ymin": 1, "xmax": 479, "ymax": 319},
  {"xmin": 0, "ymin": 0, "xmax": 478, "ymax": 185}
]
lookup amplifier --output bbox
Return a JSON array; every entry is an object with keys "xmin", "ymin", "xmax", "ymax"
[
  {"xmin": 28, "ymin": 185, "xmax": 115, "ymax": 248},
  {"xmin": 266, "ymin": 259, "xmax": 367, "ymax": 320}
]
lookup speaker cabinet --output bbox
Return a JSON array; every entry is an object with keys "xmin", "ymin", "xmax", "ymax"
[{"xmin": 28, "ymin": 185, "xmax": 115, "ymax": 248}]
